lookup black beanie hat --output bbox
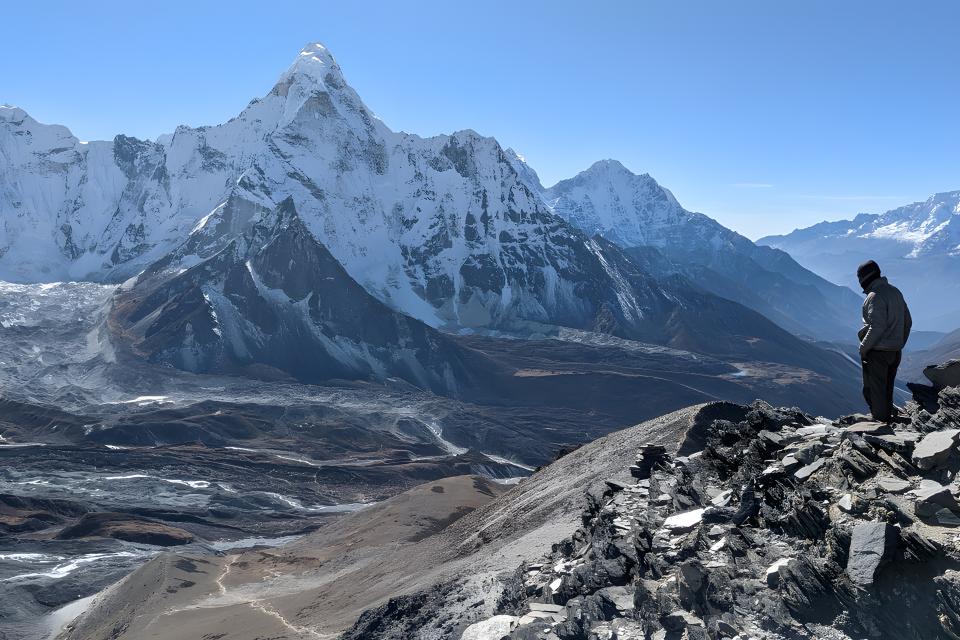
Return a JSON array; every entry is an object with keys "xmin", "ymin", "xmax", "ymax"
[{"xmin": 857, "ymin": 260, "xmax": 881, "ymax": 286}]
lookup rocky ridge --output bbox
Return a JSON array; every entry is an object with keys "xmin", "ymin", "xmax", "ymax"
[{"xmin": 450, "ymin": 372, "xmax": 960, "ymax": 639}]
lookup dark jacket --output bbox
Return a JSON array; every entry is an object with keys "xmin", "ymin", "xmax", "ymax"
[{"xmin": 858, "ymin": 277, "xmax": 912, "ymax": 352}]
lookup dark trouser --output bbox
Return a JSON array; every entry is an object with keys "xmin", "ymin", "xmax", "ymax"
[{"xmin": 861, "ymin": 349, "xmax": 901, "ymax": 422}]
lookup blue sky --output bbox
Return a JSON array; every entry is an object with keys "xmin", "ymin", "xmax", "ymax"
[{"xmin": 3, "ymin": 1, "xmax": 958, "ymax": 238}]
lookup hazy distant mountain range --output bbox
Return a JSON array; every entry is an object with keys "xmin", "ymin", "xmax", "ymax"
[{"xmin": 760, "ymin": 191, "xmax": 960, "ymax": 331}]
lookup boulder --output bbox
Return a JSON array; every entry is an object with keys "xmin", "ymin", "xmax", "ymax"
[
  {"xmin": 795, "ymin": 442, "xmax": 827, "ymax": 465},
  {"xmin": 846, "ymin": 521, "xmax": 897, "ymax": 585},
  {"xmin": 462, "ymin": 615, "xmax": 518, "ymax": 640},
  {"xmin": 662, "ymin": 609, "xmax": 704, "ymax": 632},
  {"xmin": 913, "ymin": 482, "xmax": 960, "ymax": 518},
  {"xmin": 865, "ymin": 432, "xmax": 920, "ymax": 454},
  {"xmin": 924, "ymin": 360, "xmax": 960, "ymax": 390},
  {"xmin": 765, "ymin": 558, "xmax": 792, "ymax": 587},
  {"xmin": 715, "ymin": 620, "xmax": 740, "ymax": 638},
  {"xmin": 596, "ymin": 586, "xmax": 635, "ymax": 615},
  {"xmin": 678, "ymin": 560, "xmax": 708, "ymax": 609},
  {"xmin": 935, "ymin": 508, "xmax": 960, "ymax": 527},
  {"xmin": 781, "ymin": 454, "xmax": 801, "ymax": 471},
  {"xmin": 837, "ymin": 494, "xmax": 853, "ymax": 512},
  {"xmin": 912, "ymin": 429, "xmax": 960, "ymax": 471}
]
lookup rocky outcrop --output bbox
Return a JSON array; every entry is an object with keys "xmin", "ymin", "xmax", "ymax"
[
  {"xmin": 926, "ymin": 360, "xmax": 960, "ymax": 391},
  {"xmin": 464, "ymin": 376, "xmax": 960, "ymax": 639}
]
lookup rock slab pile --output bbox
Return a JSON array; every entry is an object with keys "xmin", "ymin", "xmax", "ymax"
[{"xmin": 469, "ymin": 379, "xmax": 960, "ymax": 640}]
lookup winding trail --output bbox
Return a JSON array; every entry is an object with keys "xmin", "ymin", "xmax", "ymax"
[{"xmin": 248, "ymin": 600, "xmax": 328, "ymax": 639}]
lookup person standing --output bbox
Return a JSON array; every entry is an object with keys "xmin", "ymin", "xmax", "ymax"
[{"xmin": 857, "ymin": 260, "xmax": 912, "ymax": 423}]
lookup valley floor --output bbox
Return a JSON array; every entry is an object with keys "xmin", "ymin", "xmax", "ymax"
[{"xmin": 0, "ymin": 282, "xmax": 866, "ymax": 639}]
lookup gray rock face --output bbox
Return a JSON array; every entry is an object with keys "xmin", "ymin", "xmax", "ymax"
[
  {"xmin": 110, "ymin": 198, "xmax": 481, "ymax": 394},
  {"xmin": 847, "ymin": 522, "xmax": 897, "ymax": 585},
  {"xmin": 912, "ymin": 429, "xmax": 960, "ymax": 471}
]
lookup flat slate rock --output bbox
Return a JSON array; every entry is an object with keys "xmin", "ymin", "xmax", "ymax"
[
  {"xmin": 795, "ymin": 457, "xmax": 826, "ymax": 481},
  {"xmin": 847, "ymin": 521, "xmax": 897, "ymax": 585},
  {"xmin": 865, "ymin": 432, "xmax": 921, "ymax": 453},
  {"xmin": 846, "ymin": 421, "xmax": 895, "ymax": 436},
  {"xmin": 782, "ymin": 454, "xmax": 801, "ymax": 471},
  {"xmin": 877, "ymin": 476, "xmax": 911, "ymax": 493},
  {"xmin": 528, "ymin": 603, "xmax": 565, "ymax": 613},
  {"xmin": 913, "ymin": 429, "xmax": 960, "ymax": 471},
  {"xmin": 462, "ymin": 615, "xmax": 518, "ymax": 640},
  {"xmin": 795, "ymin": 425, "xmax": 831, "ymax": 438},
  {"xmin": 663, "ymin": 508, "xmax": 705, "ymax": 531}
]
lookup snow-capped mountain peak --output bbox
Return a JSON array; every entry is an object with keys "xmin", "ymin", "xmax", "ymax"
[
  {"xmin": 761, "ymin": 190, "xmax": 960, "ymax": 259},
  {"xmin": 0, "ymin": 105, "xmax": 29, "ymax": 121},
  {"xmin": 504, "ymin": 147, "xmax": 544, "ymax": 194},
  {"xmin": 538, "ymin": 158, "xmax": 864, "ymax": 341},
  {"xmin": 0, "ymin": 41, "xmax": 671, "ymax": 337},
  {"xmin": 540, "ymin": 160, "xmax": 687, "ymax": 248},
  {"xmin": 0, "ymin": 41, "xmax": 863, "ymax": 343},
  {"xmin": 283, "ymin": 42, "xmax": 342, "ymax": 83}
]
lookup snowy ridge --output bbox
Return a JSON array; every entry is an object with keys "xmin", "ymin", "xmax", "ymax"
[
  {"xmin": 1, "ymin": 41, "xmax": 866, "ymax": 343},
  {"xmin": 0, "ymin": 43, "xmax": 667, "ymax": 337},
  {"xmin": 513, "ymin": 155, "xmax": 864, "ymax": 341},
  {"xmin": 762, "ymin": 191, "xmax": 960, "ymax": 259}
]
